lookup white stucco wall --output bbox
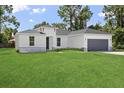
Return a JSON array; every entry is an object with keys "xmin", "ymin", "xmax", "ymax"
[
  {"xmin": 35, "ymin": 27, "xmax": 57, "ymax": 49},
  {"xmin": 15, "ymin": 33, "xmax": 46, "ymax": 52},
  {"xmin": 68, "ymin": 34, "xmax": 84, "ymax": 49},
  {"xmin": 84, "ymin": 33, "xmax": 112, "ymax": 51},
  {"xmin": 15, "ymin": 34, "xmax": 19, "ymax": 50},
  {"xmin": 44, "ymin": 27, "xmax": 57, "ymax": 49},
  {"xmin": 56, "ymin": 35, "xmax": 68, "ymax": 48}
]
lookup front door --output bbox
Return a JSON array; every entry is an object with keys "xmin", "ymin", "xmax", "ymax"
[{"xmin": 46, "ymin": 37, "xmax": 49, "ymax": 50}]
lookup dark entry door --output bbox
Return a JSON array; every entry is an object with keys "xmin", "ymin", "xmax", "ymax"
[
  {"xmin": 88, "ymin": 39, "xmax": 108, "ymax": 51},
  {"xmin": 46, "ymin": 37, "xmax": 49, "ymax": 50}
]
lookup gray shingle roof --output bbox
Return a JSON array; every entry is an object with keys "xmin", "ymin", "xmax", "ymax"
[
  {"xmin": 69, "ymin": 30, "xmax": 84, "ymax": 35},
  {"xmin": 56, "ymin": 29, "xmax": 70, "ymax": 35},
  {"xmin": 19, "ymin": 29, "xmax": 45, "ymax": 34},
  {"xmin": 19, "ymin": 28, "xmax": 110, "ymax": 35},
  {"xmin": 84, "ymin": 29, "xmax": 110, "ymax": 34},
  {"xmin": 56, "ymin": 28, "xmax": 111, "ymax": 35}
]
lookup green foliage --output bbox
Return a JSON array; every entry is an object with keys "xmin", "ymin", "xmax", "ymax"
[
  {"xmin": 34, "ymin": 21, "xmax": 50, "ymax": 29},
  {"xmin": 103, "ymin": 5, "xmax": 124, "ymax": 49},
  {"xmin": 58, "ymin": 5, "xmax": 81, "ymax": 30},
  {"xmin": 0, "ymin": 33, "xmax": 3, "ymax": 43},
  {"xmin": 103, "ymin": 22, "xmax": 113, "ymax": 32},
  {"xmin": 3, "ymin": 28, "xmax": 13, "ymax": 41},
  {"xmin": 0, "ymin": 5, "xmax": 20, "ymax": 31},
  {"xmin": 78, "ymin": 6, "xmax": 93, "ymax": 29},
  {"xmin": 34, "ymin": 21, "xmax": 68, "ymax": 30},
  {"xmin": 58, "ymin": 5, "xmax": 92, "ymax": 31},
  {"xmin": 53, "ymin": 48, "xmax": 82, "ymax": 52},
  {"xmin": 103, "ymin": 5, "xmax": 124, "ymax": 29},
  {"xmin": 16, "ymin": 49, "xmax": 20, "ymax": 53},
  {"xmin": 88, "ymin": 23, "xmax": 103, "ymax": 30},
  {"xmin": 113, "ymin": 28, "xmax": 124, "ymax": 49},
  {"xmin": 52, "ymin": 23, "xmax": 67, "ymax": 30},
  {"xmin": 74, "ymin": 17, "xmax": 80, "ymax": 30},
  {"xmin": 0, "ymin": 28, "xmax": 15, "ymax": 47},
  {"xmin": 0, "ymin": 32, "xmax": 8, "ymax": 45}
]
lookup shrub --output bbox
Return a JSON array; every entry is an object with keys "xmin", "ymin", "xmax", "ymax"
[
  {"xmin": 116, "ymin": 45, "xmax": 124, "ymax": 49},
  {"xmin": 16, "ymin": 49, "xmax": 20, "ymax": 53},
  {"xmin": 54, "ymin": 48, "xmax": 83, "ymax": 52},
  {"xmin": 113, "ymin": 28, "xmax": 124, "ymax": 49}
]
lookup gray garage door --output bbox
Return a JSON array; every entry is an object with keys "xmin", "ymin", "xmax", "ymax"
[{"xmin": 88, "ymin": 39, "xmax": 108, "ymax": 51}]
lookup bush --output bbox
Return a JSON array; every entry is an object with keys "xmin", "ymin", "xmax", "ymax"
[
  {"xmin": 16, "ymin": 49, "xmax": 20, "ymax": 53},
  {"xmin": 0, "ymin": 33, "xmax": 3, "ymax": 43},
  {"xmin": 54, "ymin": 48, "xmax": 83, "ymax": 52},
  {"xmin": 113, "ymin": 28, "xmax": 124, "ymax": 49},
  {"xmin": 116, "ymin": 45, "xmax": 124, "ymax": 49}
]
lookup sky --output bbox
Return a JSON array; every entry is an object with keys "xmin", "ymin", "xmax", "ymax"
[{"xmin": 12, "ymin": 5, "xmax": 105, "ymax": 31}]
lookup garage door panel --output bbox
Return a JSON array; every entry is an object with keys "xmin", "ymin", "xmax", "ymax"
[{"xmin": 88, "ymin": 39, "xmax": 108, "ymax": 51}]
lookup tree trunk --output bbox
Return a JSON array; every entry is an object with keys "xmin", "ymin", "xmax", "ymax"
[
  {"xmin": 69, "ymin": 10, "xmax": 73, "ymax": 31},
  {"xmin": 83, "ymin": 20, "xmax": 87, "ymax": 29},
  {"xmin": 0, "ymin": 21, "xmax": 1, "ymax": 33},
  {"xmin": 70, "ymin": 15, "xmax": 73, "ymax": 31}
]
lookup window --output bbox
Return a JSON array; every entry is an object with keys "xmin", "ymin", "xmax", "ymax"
[
  {"xmin": 57, "ymin": 38, "xmax": 61, "ymax": 46},
  {"xmin": 29, "ymin": 36, "xmax": 35, "ymax": 46}
]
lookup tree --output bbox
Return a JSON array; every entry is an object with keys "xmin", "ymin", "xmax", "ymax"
[
  {"xmin": 3, "ymin": 28, "xmax": 13, "ymax": 41},
  {"xmin": 78, "ymin": 6, "xmax": 93, "ymax": 29},
  {"xmin": 103, "ymin": 20, "xmax": 114, "ymax": 32},
  {"xmin": 52, "ymin": 23, "xmax": 67, "ymax": 30},
  {"xmin": 0, "ymin": 27, "xmax": 15, "ymax": 47},
  {"xmin": 2, "ymin": 28, "xmax": 14, "ymax": 43},
  {"xmin": 58, "ymin": 5, "xmax": 82, "ymax": 31},
  {"xmin": 0, "ymin": 5, "xmax": 20, "ymax": 32},
  {"xmin": 103, "ymin": 5, "xmax": 124, "ymax": 29},
  {"xmin": 58, "ymin": 5, "xmax": 92, "ymax": 31},
  {"xmin": 34, "ymin": 21, "xmax": 50, "ymax": 29},
  {"xmin": 0, "ymin": 33, "xmax": 3, "ymax": 43},
  {"xmin": 113, "ymin": 28, "xmax": 124, "ymax": 49},
  {"xmin": 88, "ymin": 23, "xmax": 103, "ymax": 30},
  {"xmin": 103, "ymin": 5, "xmax": 124, "ymax": 49}
]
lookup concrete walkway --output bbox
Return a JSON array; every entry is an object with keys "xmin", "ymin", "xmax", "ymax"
[{"xmin": 104, "ymin": 52, "xmax": 124, "ymax": 56}]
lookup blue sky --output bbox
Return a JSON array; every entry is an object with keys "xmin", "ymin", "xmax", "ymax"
[{"xmin": 13, "ymin": 5, "xmax": 105, "ymax": 31}]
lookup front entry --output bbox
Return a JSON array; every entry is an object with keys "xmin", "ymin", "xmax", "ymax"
[{"xmin": 46, "ymin": 37, "xmax": 49, "ymax": 50}]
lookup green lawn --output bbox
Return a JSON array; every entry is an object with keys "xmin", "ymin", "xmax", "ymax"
[{"xmin": 0, "ymin": 48, "xmax": 124, "ymax": 88}]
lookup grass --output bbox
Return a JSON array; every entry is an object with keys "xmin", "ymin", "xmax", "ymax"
[{"xmin": 0, "ymin": 48, "xmax": 124, "ymax": 88}]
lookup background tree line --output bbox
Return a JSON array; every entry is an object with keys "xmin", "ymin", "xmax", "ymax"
[
  {"xmin": 103, "ymin": 5, "xmax": 124, "ymax": 49},
  {"xmin": 0, "ymin": 5, "xmax": 19, "ymax": 47}
]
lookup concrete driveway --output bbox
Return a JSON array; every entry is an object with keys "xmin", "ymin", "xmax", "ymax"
[{"xmin": 104, "ymin": 52, "xmax": 124, "ymax": 56}]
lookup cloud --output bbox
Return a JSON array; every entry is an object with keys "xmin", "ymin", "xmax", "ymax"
[
  {"xmin": 30, "ymin": 8, "xmax": 46, "ymax": 14},
  {"xmin": 29, "ymin": 19, "xmax": 34, "ymax": 22},
  {"xmin": 98, "ymin": 12, "xmax": 105, "ymax": 17},
  {"xmin": 13, "ymin": 5, "xmax": 30, "ymax": 13},
  {"xmin": 42, "ymin": 8, "xmax": 46, "ymax": 12}
]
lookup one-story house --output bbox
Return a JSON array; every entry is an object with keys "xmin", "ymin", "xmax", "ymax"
[{"xmin": 15, "ymin": 26, "xmax": 112, "ymax": 53}]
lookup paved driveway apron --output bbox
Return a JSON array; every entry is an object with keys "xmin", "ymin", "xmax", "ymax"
[{"xmin": 104, "ymin": 52, "xmax": 124, "ymax": 56}]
